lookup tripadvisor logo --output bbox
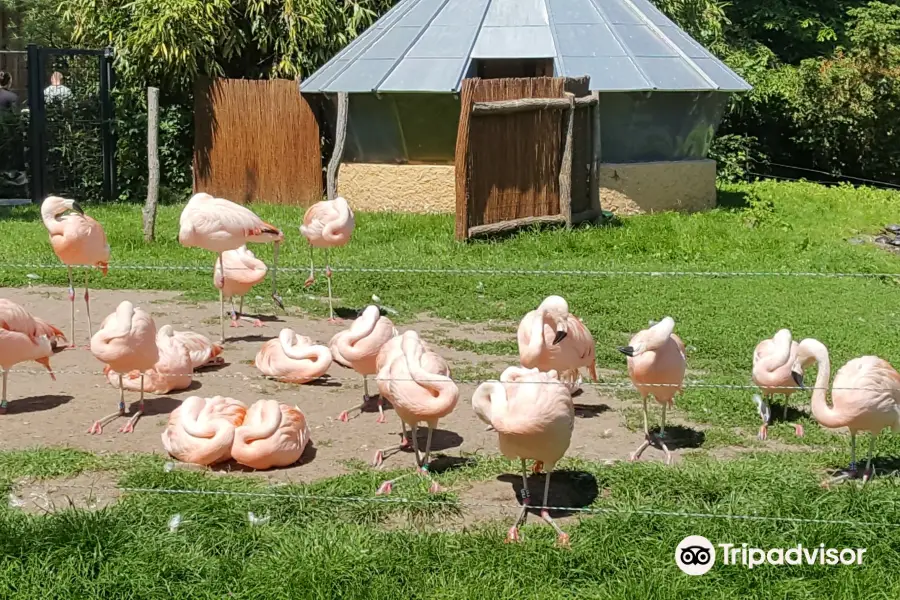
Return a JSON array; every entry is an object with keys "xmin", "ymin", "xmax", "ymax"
[{"xmin": 675, "ymin": 536, "xmax": 867, "ymax": 575}]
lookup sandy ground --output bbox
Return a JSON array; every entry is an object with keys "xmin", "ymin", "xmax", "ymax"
[{"xmin": 0, "ymin": 286, "xmax": 706, "ymax": 491}]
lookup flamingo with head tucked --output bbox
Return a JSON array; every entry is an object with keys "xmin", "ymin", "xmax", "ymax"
[
  {"xmin": 518, "ymin": 296, "xmax": 598, "ymax": 395},
  {"xmin": 88, "ymin": 301, "xmax": 159, "ymax": 434},
  {"xmin": 231, "ymin": 400, "xmax": 311, "ymax": 470},
  {"xmin": 178, "ymin": 193, "xmax": 284, "ymax": 341},
  {"xmin": 752, "ymin": 329, "xmax": 805, "ymax": 440},
  {"xmin": 161, "ymin": 396, "xmax": 248, "ymax": 466},
  {"xmin": 40, "ymin": 196, "xmax": 110, "ymax": 347},
  {"xmin": 163, "ymin": 326, "xmax": 224, "ymax": 370},
  {"xmin": 103, "ymin": 323, "xmax": 193, "ymax": 394},
  {"xmin": 0, "ymin": 299, "xmax": 57, "ymax": 414},
  {"xmin": 255, "ymin": 328, "xmax": 333, "ymax": 383},
  {"xmin": 473, "ymin": 366, "xmax": 574, "ymax": 546},
  {"xmin": 300, "ymin": 196, "xmax": 355, "ymax": 322},
  {"xmin": 375, "ymin": 331, "xmax": 458, "ymax": 495},
  {"xmin": 214, "ymin": 245, "xmax": 267, "ymax": 328},
  {"xmin": 793, "ymin": 338, "xmax": 900, "ymax": 485},
  {"xmin": 331, "ymin": 305, "xmax": 397, "ymax": 423},
  {"xmin": 617, "ymin": 317, "xmax": 686, "ymax": 464}
]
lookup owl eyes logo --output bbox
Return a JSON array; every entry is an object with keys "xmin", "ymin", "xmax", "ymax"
[{"xmin": 675, "ymin": 536, "xmax": 716, "ymax": 575}]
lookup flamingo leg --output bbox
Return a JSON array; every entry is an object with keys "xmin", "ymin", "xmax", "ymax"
[
  {"xmin": 218, "ymin": 253, "xmax": 226, "ymax": 342},
  {"xmin": 0, "ymin": 368, "xmax": 8, "ymax": 414},
  {"xmin": 784, "ymin": 394, "xmax": 804, "ymax": 437},
  {"xmin": 270, "ymin": 241, "xmax": 284, "ymax": 311},
  {"xmin": 825, "ymin": 432, "xmax": 858, "ymax": 486},
  {"xmin": 863, "ymin": 435, "xmax": 876, "ymax": 484},
  {"xmin": 756, "ymin": 394, "xmax": 771, "ymax": 441},
  {"xmin": 231, "ymin": 296, "xmax": 263, "ymax": 327},
  {"xmin": 371, "ymin": 422, "xmax": 411, "ymax": 467},
  {"xmin": 337, "ymin": 376, "xmax": 370, "ymax": 422},
  {"xmin": 230, "ymin": 297, "xmax": 240, "ymax": 328},
  {"xmin": 657, "ymin": 403, "xmax": 673, "ymax": 465},
  {"xmin": 67, "ymin": 266, "xmax": 75, "ymax": 345},
  {"xmin": 88, "ymin": 374, "xmax": 126, "ymax": 434},
  {"xmin": 630, "ymin": 396, "xmax": 652, "ymax": 462},
  {"xmin": 83, "ymin": 269, "xmax": 93, "ymax": 342},
  {"xmin": 118, "ymin": 375, "xmax": 145, "ymax": 433},
  {"xmin": 376, "ymin": 423, "xmax": 421, "ymax": 495},
  {"xmin": 539, "ymin": 471, "xmax": 569, "ymax": 547},
  {"xmin": 506, "ymin": 458, "xmax": 530, "ymax": 543},
  {"xmin": 326, "ymin": 248, "xmax": 340, "ymax": 323},
  {"xmin": 304, "ymin": 245, "xmax": 315, "ymax": 287}
]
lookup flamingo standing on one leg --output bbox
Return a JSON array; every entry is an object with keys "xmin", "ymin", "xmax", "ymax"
[
  {"xmin": 40, "ymin": 196, "xmax": 110, "ymax": 347},
  {"xmin": 0, "ymin": 300, "xmax": 57, "ymax": 414},
  {"xmin": 752, "ymin": 329, "xmax": 805, "ymax": 440},
  {"xmin": 103, "ymin": 323, "xmax": 194, "ymax": 394},
  {"xmin": 162, "ymin": 396, "xmax": 248, "ymax": 466},
  {"xmin": 214, "ymin": 245, "xmax": 268, "ymax": 328},
  {"xmin": 375, "ymin": 331, "xmax": 458, "ymax": 495},
  {"xmin": 518, "ymin": 295, "xmax": 598, "ymax": 394},
  {"xmin": 331, "ymin": 305, "xmax": 397, "ymax": 423},
  {"xmin": 793, "ymin": 338, "xmax": 900, "ymax": 486},
  {"xmin": 299, "ymin": 196, "xmax": 355, "ymax": 322},
  {"xmin": 88, "ymin": 301, "xmax": 159, "ymax": 434},
  {"xmin": 162, "ymin": 326, "xmax": 224, "ymax": 370},
  {"xmin": 255, "ymin": 328, "xmax": 333, "ymax": 383},
  {"xmin": 473, "ymin": 366, "xmax": 574, "ymax": 546},
  {"xmin": 371, "ymin": 330, "xmax": 447, "ymax": 467},
  {"xmin": 231, "ymin": 400, "xmax": 311, "ymax": 470},
  {"xmin": 178, "ymin": 193, "xmax": 284, "ymax": 342},
  {"xmin": 617, "ymin": 317, "xmax": 686, "ymax": 465}
]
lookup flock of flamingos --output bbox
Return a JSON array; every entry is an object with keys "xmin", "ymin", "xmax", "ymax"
[{"xmin": 2, "ymin": 193, "xmax": 900, "ymax": 544}]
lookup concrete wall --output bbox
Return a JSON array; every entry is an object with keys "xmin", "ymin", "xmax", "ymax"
[{"xmin": 337, "ymin": 159, "xmax": 716, "ymax": 215}]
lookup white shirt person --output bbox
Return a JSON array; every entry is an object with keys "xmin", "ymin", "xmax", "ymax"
[{"xmin": 44, "ymin": 72, "xmax": 73, "ymax": 103}]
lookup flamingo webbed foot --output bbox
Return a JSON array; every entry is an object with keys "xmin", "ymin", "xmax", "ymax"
[
  {"xmin": 252, "ymin": 319, "xmax": 263, "ymax": 328},
  {"xmin": 556, "ymin": 532, "xmax": 571, "ymax": 548},
  {"xmin": 118, "ymin": 421, "xmax": 134, "ymax": 434},
  {"xmin": 87, "ymin": 421, "xmax": 103, "ymax": 435},
  {"xmin": 337, "ymin": 410, "xmax": 350, "ymax": 423},
  {"xmin": 372, "ymin": 450, "xmax": 384, "ymax": 468},
  {"xmin": 376, "ymin": 481, "xmax": 392, "ymax": 495},
  {"xmin": 794, "ymin": 424, "xmax": 804, "ymax": 437},
  {"xmin": 505, "ymin": 526, "xmax": 521, "ymax": 543},
  {"xmin": 304, "ymin": 275, "xmax": 315, "ymax": 288},
  {"xmin": 428, "ymin": 481, "xmax": 443, "ymax": 494},
  {"xmin": 230, "ymin": 320, "xmax": 240, "ymax": 328},
  {"xmin": 862, "ymin": 468, "xmax": 874, "ymax": 484}
]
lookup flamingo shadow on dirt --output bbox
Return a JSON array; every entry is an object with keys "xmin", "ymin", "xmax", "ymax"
[
  {"xmin": 649, "ymin": 424, "xmax": 705, "ymax": 451},
  {"xmin": 822, "ymin": 456, "xmax": 900, "ymax": 483},
  {"xmin": 303, "ymin": 375, "xmax": 343, "ymax": 389},
  {"xmin": 127, "ymin": 396, "xmax": 182, "ymax": 418},
  {"xmin": 767, "ymin": 403, "xmax": 809, "ymax": 425},
  {"xmin": 497, "ymin": 470, "xmax": 599, "ymax": 519},
  {"xmin": 194, "ymin": 362, "xmax": 230, "ymax": 374},
  {"xmin": 574, "ymin": 403, "xmax": 611, "ymax": 419},
  {"xmin": 222, "ymin": 334, "xmax": 271, "ymax": 344},
  {"xmin": 4, "ymin": 394, "xmax": 74, "ymax": 415}
]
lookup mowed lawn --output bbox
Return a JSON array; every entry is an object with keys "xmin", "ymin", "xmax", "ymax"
[{"xmin": 3, "ymin": 180, "xmax": 900, "ymax": 598}]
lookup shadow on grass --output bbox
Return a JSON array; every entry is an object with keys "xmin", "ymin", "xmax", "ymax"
[
  {"xmin": 716, "ymin": 188, "xmax": 751, "ymax": 211},
  {"xmin": 497, "ymin": 470, "xmax": 599, "ymax": 518}
]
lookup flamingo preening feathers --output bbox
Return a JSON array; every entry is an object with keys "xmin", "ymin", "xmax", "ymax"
[
  {"xmin": 40, "ymin": 196, "xmax": 110, "ymax": 347},
  {"xmin": 473, "ymin": 366, "xmax": 574, "ymax": 546},
  {"xmin": 331, "ymin": 305, "xmax": 397, "ymax": 423},
  {"xmin": 230, "ymin": 400, "xmax": 311, "ymax": 470},
  {"xmin": 161, "ymin": 396, "xmax": 248, "ymax": 466},
  {"xmin": 88, "ymin": 300, "xmax": 159, "ymax": 434},
  {"xmin": 518, "ymin": 295, "xmax": 598, "ymax": 394},
  {"xmin": 793, "ymin": 338, "xmax": 900, "ymax": 485},
  {"xmin": 178, "ymin": 193, "xmax": 284, "ymax": 341},
  {"xmin": 752, "ymin": 329, "xmax": 805, "ymax": 440},
  {"xmin": 0, "ymin": 299, "xmax": 57, "ymax": 414},
  {"xmin": 255, "ymin": 328, "xmax": 333, "ymax": 383},
  {"xmin": 214, "ymin": 245, "xmax": 267, "ymax": 328},
  {"xmin": 618, "ymin": 317, "xmax": 686, "ymax": 464},
  {"xmin": 300, "ymin": 196, "xmax": 355, "ymax": 321}
]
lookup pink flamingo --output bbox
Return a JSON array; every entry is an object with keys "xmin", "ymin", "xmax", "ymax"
[
  {"xmin": 793, "ymin": 338, "xmax": 900, "ymax": 485},
  {"xmin": 0, "ymin": 299, "xmax": 57, "ymax": 414},
  {"xmin": 375, "ymin": 331, "xmax": 458, "ymax": 495},
  {"xmin": 88, "ymin": 301, "xmax": 159, "ymax": 434},
  {"xmin": 331, "ymin": 305, "xmax": 397, "ymax": 423},
  {"xmin": 161, "ymin": 396, "xmax": 248, "ymax": 466},
  {"xmin": 103, "ymin": 324, "xmax": 193, "ymax": 394},
  {"xmin": 178, "ymin": 193, "xmax": 284, "ymax": 341},
  {"xmin": 473, "ymin": 366, "xmax": 574, "ymax": 546},
  {"xmin": 518, "ymin": 296, "xmax": 598, "ymax": 395},
  {"xmin": 255, "ymin": 328, "xmax": 333, "ymax": 383},
  {"xmin": 231, "ymin": 400, "xmax": 311, "ymax": 470},
  {"xmin": 40, "ymin": 196, "xmax": 110, "ymax": 346},
  {"xmin": 752, "ymin": 329, "xmax": 804, "ymax": 440},
  {"xmin": 371, "ymin": 330, "xmax": 447, "ymax": 467},
  {"xmin": 162, "ymin": 326, "xmax": 224, "ymax": 370},
  {"xmin": 299, "ymin": 196, "xmax": 355, "ymax": 322},
  {"xmin": 214, "ymin": 245, "xmax": 267, "ymax": 327},
  {"xmin": 33, "ymin": 316, "xmax": 67, "ymax": 350},
  {"xmin": 617, "ymin": 317, "xmax": 686, "ymax": 464}
]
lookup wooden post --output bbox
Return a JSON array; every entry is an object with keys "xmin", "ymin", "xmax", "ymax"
[
  {"xmin": 326, "ymin": 92, "xmax": 349, "ymax": 201},
  {"xmin": 590, "ymin": 90, "xmax": 601, "ymax": 213},
  {"xmin": 558, "ymin": 92, "xmax": 575, "ymax": 227},
  {"xmin": 142, "ymin": 87, "xmax": 160, "ymax": 242},
  {"xmin": 454, "ymin": 80, "xmax": 477, "ymax": 241}
]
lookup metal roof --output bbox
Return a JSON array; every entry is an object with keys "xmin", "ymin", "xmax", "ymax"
[{"xmin": 301, "ymin": 0, "xmax": 752, "ymax": 94}]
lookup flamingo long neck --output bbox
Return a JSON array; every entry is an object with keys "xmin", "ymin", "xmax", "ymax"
[
  {"xmin": 809, "ymin": 347, "xmax": 845, "ymax": 428},
  {"xmin": 323, "ymin": 198, "xmax": 352, "ymax": 239},
  {"xmin": 107, "ymin": 304, "xmax": 135, "ymax": 339},
  {"xmin": 348, "ymin": 308, "xmax": 379, "ymax": 345},
  {"xmin": 522, "ymin": 309, "xmax": 548, "ymax": 364},
  {"xmin": 644, "ymin": 317, "xmax": 675, "ymax": 351},
  {"xmin": 472, "ymin": 381, "xmax": 506, "ymax": 426},
  {"xmin": 280, "ymin": 333, "xmax": 328, "ymax": 366},
  {"xmin": 404, "ymin": 337, "xmax": 455, "ymax": 398},
  {"xmin": 760, "ymin": 333, "xmax": 793, "ymax": 372},
  {"xmin": 40, "ymin": 203, "xmax": 67, "ymax": 234},
  {"xmin": 241, "ymin": 401, "xmax": 282, "ymax": 442},
  {"xmin": 180, "ymin": 400, "xmax": 222, "ymax": 439}
]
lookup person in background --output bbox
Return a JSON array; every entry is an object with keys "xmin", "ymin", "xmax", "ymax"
[
  {"xmin": 0, "ymin": 70, "xmax": 26, "ymax": 186},
  {"xmin": 44, "ymin": 71, "xmax": 73, "ymax": 103},
  {"xmin": 0, "ymin": 70, "xmax": 17, "ymax": 111}
]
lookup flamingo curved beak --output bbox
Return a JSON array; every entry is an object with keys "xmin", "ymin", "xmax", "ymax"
[
  {"xmin": 791, "ymin": 370, "xmax": 805, "ymax": 390},
  {"xmin": 553, "ymin": 330, "xmax": 568, "ymax": 345},
  {"xmin": 71, "ymin": 201, "xmax": 85, "ymax": 215},
  {"xmin": 617, "ymin": 346, "xmax": 635, "ymax": 357}
]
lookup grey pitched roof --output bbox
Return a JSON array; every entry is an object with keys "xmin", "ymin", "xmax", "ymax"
[{"xmin": 301, "ymin": 0, "xmax": 751, "ymax": 94}]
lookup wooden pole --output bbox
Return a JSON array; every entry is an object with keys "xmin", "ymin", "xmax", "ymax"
[
  {"xmin": 590, "ymin": 90, "xmax": 601, "ymax": 214},
  {"xmin": 142, "ymin": 87, "xmax": 160, "ymax": 242},
  {"xmin": 326, "ymin": 92, "xmax": 349, "ymax": 201},
  {"xmin": 471, "ymin": 95, "xmax": 597, "ymax": 116},
  {"xmin": 558, "ymin": 93, "xmax": 575, "ymax": 227}
]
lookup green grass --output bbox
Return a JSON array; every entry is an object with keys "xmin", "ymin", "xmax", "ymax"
[{"xmin": 4, "ymin": 180, "xmax": 900, "ymax": 596}]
